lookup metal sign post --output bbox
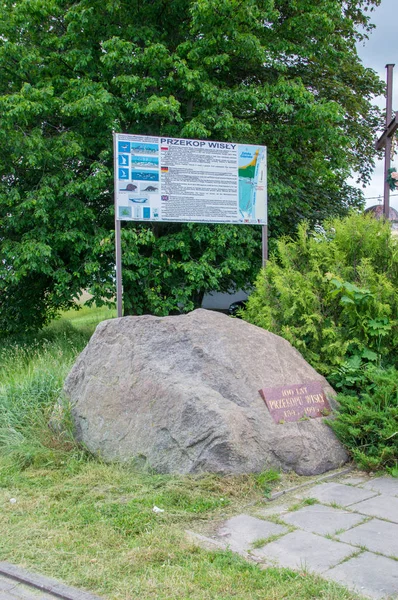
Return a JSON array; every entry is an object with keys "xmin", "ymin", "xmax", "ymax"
[
  {"xmin": 262, "ymin": 225, "xmax": 268, "ymax": 268},
  {"xmin": 113, "ymin": 133, "xmax": 123, "ymax": 317},
  {"xmin": 115, "ymin": 220, "xmax": 123, "ymax": 318}
]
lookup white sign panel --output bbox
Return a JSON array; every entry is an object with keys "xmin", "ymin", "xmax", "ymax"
[{"xmin": 114, "ymin": 133, "xmax": 267, "ymax": 224}]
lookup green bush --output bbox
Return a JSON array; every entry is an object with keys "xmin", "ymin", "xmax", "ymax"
[
  {"xmin": 244, "ymin": 213, "xmax": 398, "ymax": 377},
  {"xmin": 244, "ymin": 213, "xmax": 398, "ymax": 469},
  {"xmin": 329, "ymin": 366, "xmax": 398, "ymax": 470}
]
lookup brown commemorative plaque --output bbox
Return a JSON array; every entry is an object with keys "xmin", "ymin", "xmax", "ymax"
[{"xmin": 259, "ymin": 381, "xmax": 331, "ymax": 423}]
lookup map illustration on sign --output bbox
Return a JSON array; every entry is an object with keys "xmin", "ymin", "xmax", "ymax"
[
  {"xmin": 238, "ymin": 146, "xmax": 267, "ymax": 222},
  {"xmin": 114, "ymin": 133, "xmax": 267, "ymax": 224}
]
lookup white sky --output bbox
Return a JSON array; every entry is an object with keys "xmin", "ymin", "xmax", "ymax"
[{"xmin": 355, "ymin": 0, "xmax": 398, "ymax": 210}]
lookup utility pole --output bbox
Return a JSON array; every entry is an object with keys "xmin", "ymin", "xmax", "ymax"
[{"xmin": 375, "ymin": 64, "xmax": 398, "ymax": 218}]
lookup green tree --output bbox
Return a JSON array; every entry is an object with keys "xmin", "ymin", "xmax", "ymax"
[{"xmin": 0, "ymin": 0, "xmax": 383, "ymax": 334}]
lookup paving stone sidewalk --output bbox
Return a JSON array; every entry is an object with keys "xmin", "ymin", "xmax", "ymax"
[{"xmin": 189, "ymin": 474, "xmax": 398, "ymax": 599}]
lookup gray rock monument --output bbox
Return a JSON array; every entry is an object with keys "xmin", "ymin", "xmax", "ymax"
[{"xmin": 64, "ymin": 309, "xmax": 348, "ymax": 475}]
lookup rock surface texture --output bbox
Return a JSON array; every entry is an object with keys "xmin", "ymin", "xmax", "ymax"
[{"xmin": 64, "ymin": 309, "xmax": 348, "ymax": 475}]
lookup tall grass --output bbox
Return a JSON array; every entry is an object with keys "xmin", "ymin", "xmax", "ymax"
[{"xmin": 0, "ymin": 307, "xmax": 115, "ymax": 469}]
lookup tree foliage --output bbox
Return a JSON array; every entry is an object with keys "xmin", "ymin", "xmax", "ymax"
[{"xmin": 0, "ymin": 0, "xmax": 383, "ymax": 333}]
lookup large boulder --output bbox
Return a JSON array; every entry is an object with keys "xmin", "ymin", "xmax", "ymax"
[{"xmin": 64, "ymin": 309, "xmax": 348, "ymax": 475}]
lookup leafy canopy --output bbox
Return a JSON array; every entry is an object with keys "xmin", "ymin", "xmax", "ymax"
[{"xmin": 0, "ymin": 0, "xmax": 383, "ymax": 333}]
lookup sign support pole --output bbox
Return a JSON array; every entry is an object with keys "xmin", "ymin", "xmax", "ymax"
[
  {"xmin": 115, "ymin": 220, "xmax": 123, "ymax": 317},
  {"xmin": 113, "ymin": 133, "xmax": 123, "ymax": 317},
  {"xmin": 262, "ymin": 225, "xmax": 268, "ymax": 268}
]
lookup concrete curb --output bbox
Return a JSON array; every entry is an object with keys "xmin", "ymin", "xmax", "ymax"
[
  {"xmin": 0, "ymin": 563, "xmax": 103, "ymax": 600},
  {"xmin": 266, "ymin": 466, "xmax": 354, "ymax": 501}
]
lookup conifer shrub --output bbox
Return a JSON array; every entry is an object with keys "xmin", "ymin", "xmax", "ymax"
[
  {"xmin": 244, "ymin": 213, "xmax": 398, "ymax": 377},
  {"xmin": 328, "ymin": 365, "xmax": 397, "ymax": 470},
  {"xmin": 243, "ymin": 213, "xmax": 398, "ymax": 469}
]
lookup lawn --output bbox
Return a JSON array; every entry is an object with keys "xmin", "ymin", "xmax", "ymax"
[{"xmin": 0, "ymin": 307, "xmax": 363, "ymax": 600}]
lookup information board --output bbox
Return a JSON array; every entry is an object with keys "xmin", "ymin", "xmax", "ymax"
[{"xmin": 114, "ymin": 133, "xmax": 267, "ymax": 224}]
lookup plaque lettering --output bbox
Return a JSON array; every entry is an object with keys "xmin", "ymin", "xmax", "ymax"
[{"xmin": 259, "ymin": 381, "xmax": 331, "ymax": 423}]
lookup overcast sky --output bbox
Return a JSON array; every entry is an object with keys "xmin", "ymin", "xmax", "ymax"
[{"xmin": 355, "ymin": 0, "xmax": 398, "ymax": 210}]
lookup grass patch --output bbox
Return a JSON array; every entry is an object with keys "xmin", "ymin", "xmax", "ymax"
[
  {"xmin": 0, "ymin": 462, "xmax": 363, "ymax": 599},
  {"xmin": 259, "ymin": 513, "xmax": 292, "ymax": 527},
  {"xmin": 251, "ymin": 537, "xmax": 270, "ymax": 549},
  {"xmin": 250, "ymin": 530, "xmax": 289, "ymax": 550},
  {"xmin": 254, "ymin": 469, "xmax": 281, "ymax": 498},
  {"xmin": 288, "ymin": 498, "xmax": 319, "ymax": 512},
  {"xmin": 60, "ymin": 304, "xmax": 116, "ymax": 333}
]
